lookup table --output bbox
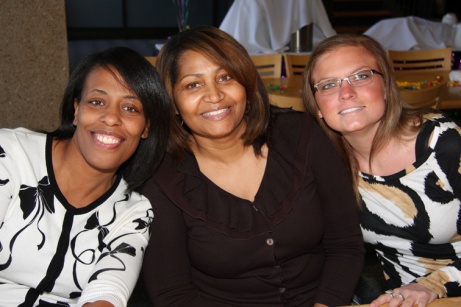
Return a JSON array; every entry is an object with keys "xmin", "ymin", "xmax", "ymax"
[
  {"xmin": 363, "ymin": 16, "xmax": 457, "ymax": 51},
  {"xmin": 394, "ymin": 71, "xmax": 461, "ymax": 110},
  {"xmin": 341, "ymin": 296, "xmax": 461, "ymax": 306},
  {"xmin": 219, "ymin": 0, "xmax": 336, "ymax": 54},
  {"xmin": 262, "ymin": 75, "xmax": 461, "ymax": 111},
  {"xmin": 264, "ymin": 77, "xmax": 305, "ymax": 111}
]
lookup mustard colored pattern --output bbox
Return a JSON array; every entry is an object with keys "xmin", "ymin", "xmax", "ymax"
[{"xmin": 359, "ymin": 114, "xmax": 461, "ymax": 298}]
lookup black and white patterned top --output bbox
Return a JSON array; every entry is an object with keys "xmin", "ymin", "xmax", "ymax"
[
  {"xmin": 0, "ymin": 128, "xmax": 153, "ymax": 306},
  {"xmin": 359, "ymin": 114, "xmax": 461, "ymax": 298}
]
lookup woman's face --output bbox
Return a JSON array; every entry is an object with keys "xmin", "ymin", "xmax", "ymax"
[
  {"xmin": 71, "ymin": 66, "xmax": 149, "ymax": 173},
  {"xmin": 173, "ymin": 50, "xmax": 247, "ymax": 143},
  {"xmin": 311, "ymin": 46, "xmax": 386, "ymax": 138}
]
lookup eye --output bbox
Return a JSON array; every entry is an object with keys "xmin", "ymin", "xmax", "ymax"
[
  {"xmin": 320, "ymin": 80, "xmax": 338, "ymax": 90},
  {"xmin": 123, "ymin": 105, "xmax": 140, "ymax": 113},
  {"xmin": 352, "ymin": 71, "xmax": 371, "ymax": 81},
  {"xmin": 218, "ymin": 74, "xmax": 232, "ymax": 82},
  {"xmin": 185, "ymin": 82, "xmax": 201, "ymax": 89},
  {"xmin": 89, "ymin": 99, "xmax": 104, "ymax": 106}
]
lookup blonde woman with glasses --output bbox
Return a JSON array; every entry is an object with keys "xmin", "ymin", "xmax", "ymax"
[{"xmin": 303, "ymin": 33, "xmax": 461, "ymax": 307}]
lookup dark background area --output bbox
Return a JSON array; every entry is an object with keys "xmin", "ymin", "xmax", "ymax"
[{"xmin": 65, "ymin": 0, "xmax": 461, "ymax": 72}]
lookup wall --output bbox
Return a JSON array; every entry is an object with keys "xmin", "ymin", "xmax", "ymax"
[{"xmin": 0, "ymin": 0, "xmax": 69, "ymax": 130}]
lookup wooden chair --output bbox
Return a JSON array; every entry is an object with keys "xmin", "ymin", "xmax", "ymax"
[
  {"xmin": 399, "ymin": 82, "xmax": 446, "ymax": 109},
  {"xmin": 283, "ymin": 53, "xmax": 310, "ymax": 77},
  {"xmin": 250, "ymin": 53, "xmax": 282, "ymax": 78},
  {"xmin": 145, "ymin": 56, "xmax": 157, "ymax": 66},
  {"xmin": 387, "ymin": 48, "xmax": 452, "ymax": 73}
]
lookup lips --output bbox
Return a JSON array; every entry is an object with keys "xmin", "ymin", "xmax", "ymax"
[
  {"xmin": 338, "ymin": 106, "xmax": 364, "ymax": 115},
  {"xmin": 201, "ymin": 107, "xmax": 230, "ymax": 117},
  {"xmin": 93, "ymin": 133, "xmax": 123, "ymax": 145}
]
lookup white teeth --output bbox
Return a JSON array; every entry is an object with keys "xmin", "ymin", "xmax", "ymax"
[
  {"xmin": 203, "ymin": 108, "xmax": 228, "ymax": 116},
  {"xmin": 339, "ymin": 107, "xmax": 363, "ymax": 115},
  {"xmin": 95, "ymin": 134, "xmax": 121, "ymax": 145}
]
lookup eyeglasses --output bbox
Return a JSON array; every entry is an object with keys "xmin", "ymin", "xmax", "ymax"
[{"xmin": 314, "ymin": 69, "xmax": 383, "ymax": 96}]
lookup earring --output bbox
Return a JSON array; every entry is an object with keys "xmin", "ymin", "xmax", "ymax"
[{"xmin": 175, "ymin": 114, "xmax": 184, "ymax": 127}]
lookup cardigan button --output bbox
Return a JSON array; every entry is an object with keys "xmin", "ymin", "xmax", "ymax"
[{"xmin": 266, "ymin": 238, "xmax": 274, "ymax": 246}]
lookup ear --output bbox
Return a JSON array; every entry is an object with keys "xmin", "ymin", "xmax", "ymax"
[
  {"xmin": 73, "ymin": 99, "xmax": 79, "ymax": 125},
  {"xmin": 141, "ymin": 120, "xmax": 150, "ymax": 139},
  {"xmin": 318, "ymin": 110, "xmax": 323, "ymax": 119}
]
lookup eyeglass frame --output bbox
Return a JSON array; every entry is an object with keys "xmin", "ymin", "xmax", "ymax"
[{"xmin": 313, "ymin": 69, "xmax": 383, "ymax": 96}]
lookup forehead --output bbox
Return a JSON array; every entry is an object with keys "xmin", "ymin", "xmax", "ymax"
[
  {"xmin": 313, "ymin": 46, "xmax": 377, "ymax": 78},
  {"xmin": 85, "ymin": 66, "xmax": 125, "ymax": 87},
  {"xmin": 177, "ymin": 50, "xmax": 218, "ymax": 71}
]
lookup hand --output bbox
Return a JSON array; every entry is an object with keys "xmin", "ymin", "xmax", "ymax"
[{"xmin": 369, "ymin": 283, "xmax": 438, "ymax": 307}]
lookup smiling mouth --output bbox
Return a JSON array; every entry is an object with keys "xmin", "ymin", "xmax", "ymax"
[
  {"xmin": 338, "ymin": 106, "xmax": 364, "ymax": 115},
  {"xmin": 202, "ymin": 107, "xmax": 230, "ymax": 117},
  {"xmin": 94, "ymin": 133, "xmax": 122, "ymax": 145}
]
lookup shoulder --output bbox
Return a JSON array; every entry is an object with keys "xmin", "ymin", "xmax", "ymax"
[
  {"xmin": 269, "ymin": 108, "xmax": 323, "ymax": 149},
  {"xmin": 0, "ymin": 128, "xmax": 46, "ymax": 158},
  {"xmin": 0, "ymin": 127, "xmax": 46, "ymax": 146},
  {"xmin": 422, "ymin": 113, "xmax": 461, "ymax": 154},
  {"xmin": 103, "ymin": 178, "xmax": 153, "ymax": 218}
]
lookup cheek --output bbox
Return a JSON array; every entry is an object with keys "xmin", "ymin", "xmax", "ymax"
[{"xmin": 316, "ymin": 97, "xmax": 333, "ymax": 114}]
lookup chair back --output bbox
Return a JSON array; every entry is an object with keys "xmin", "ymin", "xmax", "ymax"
[
  {"xmin": 145, "ymin": 56, "xmax": 157, "ymax": 66},
  {"xmin": 387, "ymin": 48, "xmax": 452, "ymax": 72},
  {"xmin": 399, "ymin": 83, "xmax": 446, "ymax": 109},
  {"xmin": 283, "ymin": 53, "xmax": 310, "ymax": 77},
  {"xmin": 250, "ymin": 53, "xmax": 282, "ymax": 78}
]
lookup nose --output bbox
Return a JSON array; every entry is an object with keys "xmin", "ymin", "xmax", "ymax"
[
  {"xmin": 101, "ymin": 105, "xmax": 122, "ymax": 126},
  {"xmin": 204, "ymin": 84, "xmax": 224, "ymax": 104},
  {"xmin": 338, "ymin": 78, "xmax": 357, "ymax": 100}
]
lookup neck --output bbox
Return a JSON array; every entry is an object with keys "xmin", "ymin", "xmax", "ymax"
[
  {"xmin": 191, "ymin": 135, "xmax": 251, "ymax": 165},
  {"xmin": 189, "ymin": 122, "xmax": 251, "ymax": 164},
  {"xmin": 52, "ymin": 139, "xmax": 117, "ymax": 208}
]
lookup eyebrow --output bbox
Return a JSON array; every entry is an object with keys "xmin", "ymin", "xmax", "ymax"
[
  {"xmin": 178, "ymin": 66, "xmax": 224, "ymax": 82},
  {"xmin": 317, "ymin": 66, "xmax": 371, "ymax": 82},
  {"xmin": 89, "ymin": 89, "xmax": 138, "ymax": 100}
]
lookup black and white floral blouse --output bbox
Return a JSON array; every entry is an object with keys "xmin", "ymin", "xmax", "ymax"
[{"xmin": 0, "ymin": 128, "xmax": 153, "ymax": 306}]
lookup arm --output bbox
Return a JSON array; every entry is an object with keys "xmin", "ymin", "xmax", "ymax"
[
  {"xmin": 78, "ymin": 197, "xmax": 153, "ymax": 307},
  {"xmin": 141, "ymin": 177, "xmax": 229, "ymax": 306},
  {"xmin": 308, "ymin": 120, "xmax": 365, "ymax": 306},
  {"xmin": 83, "ymin": 301, "xmax": 114, "ymax": 307}
]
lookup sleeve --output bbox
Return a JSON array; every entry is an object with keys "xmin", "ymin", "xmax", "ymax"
[
  {"xmin": 415, "ymin": 120, "xmax": 461, "ymax": 298},
  {"xmin": 141, "ymin": 177, "xmax": 229, "ymax": 307},
  {"xmin": 78, "ymin": 197, "xmax": 153, "ymax": 307},
  {"xmin": 0, "ymin": 132, "xmax": 18, "ymax": 223},
  {"xmin": 434, "ymin": 120, "xmax": 461, "ymax": 201},
  {"xmin": 307, "ymin": 119, "xmax": 366, "ymax": 306}
]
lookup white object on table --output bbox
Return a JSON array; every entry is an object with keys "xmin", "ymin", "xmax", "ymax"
[
  {"xmin": 364, "ymin": 16, "xmax": 456, "ymax": 51},
  {"xmin": 454, "ymin": 24, "xmax": 461, "ymax": 50},
  {"xmin": 450, "ymin": 70, "xmax": 461, "ymax": 82},
  {"xmin": 219, "ymin": 0, "xmax": 336, "ymax": 54}
]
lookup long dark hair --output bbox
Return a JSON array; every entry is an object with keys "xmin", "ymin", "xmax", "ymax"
[
  {"xmin": 156, "ymin": 25, "xmax": 272, "ymax": 162},
  {"xmin": 50, "ymin": 46, "xmax": 170, "ymax": 192}
]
